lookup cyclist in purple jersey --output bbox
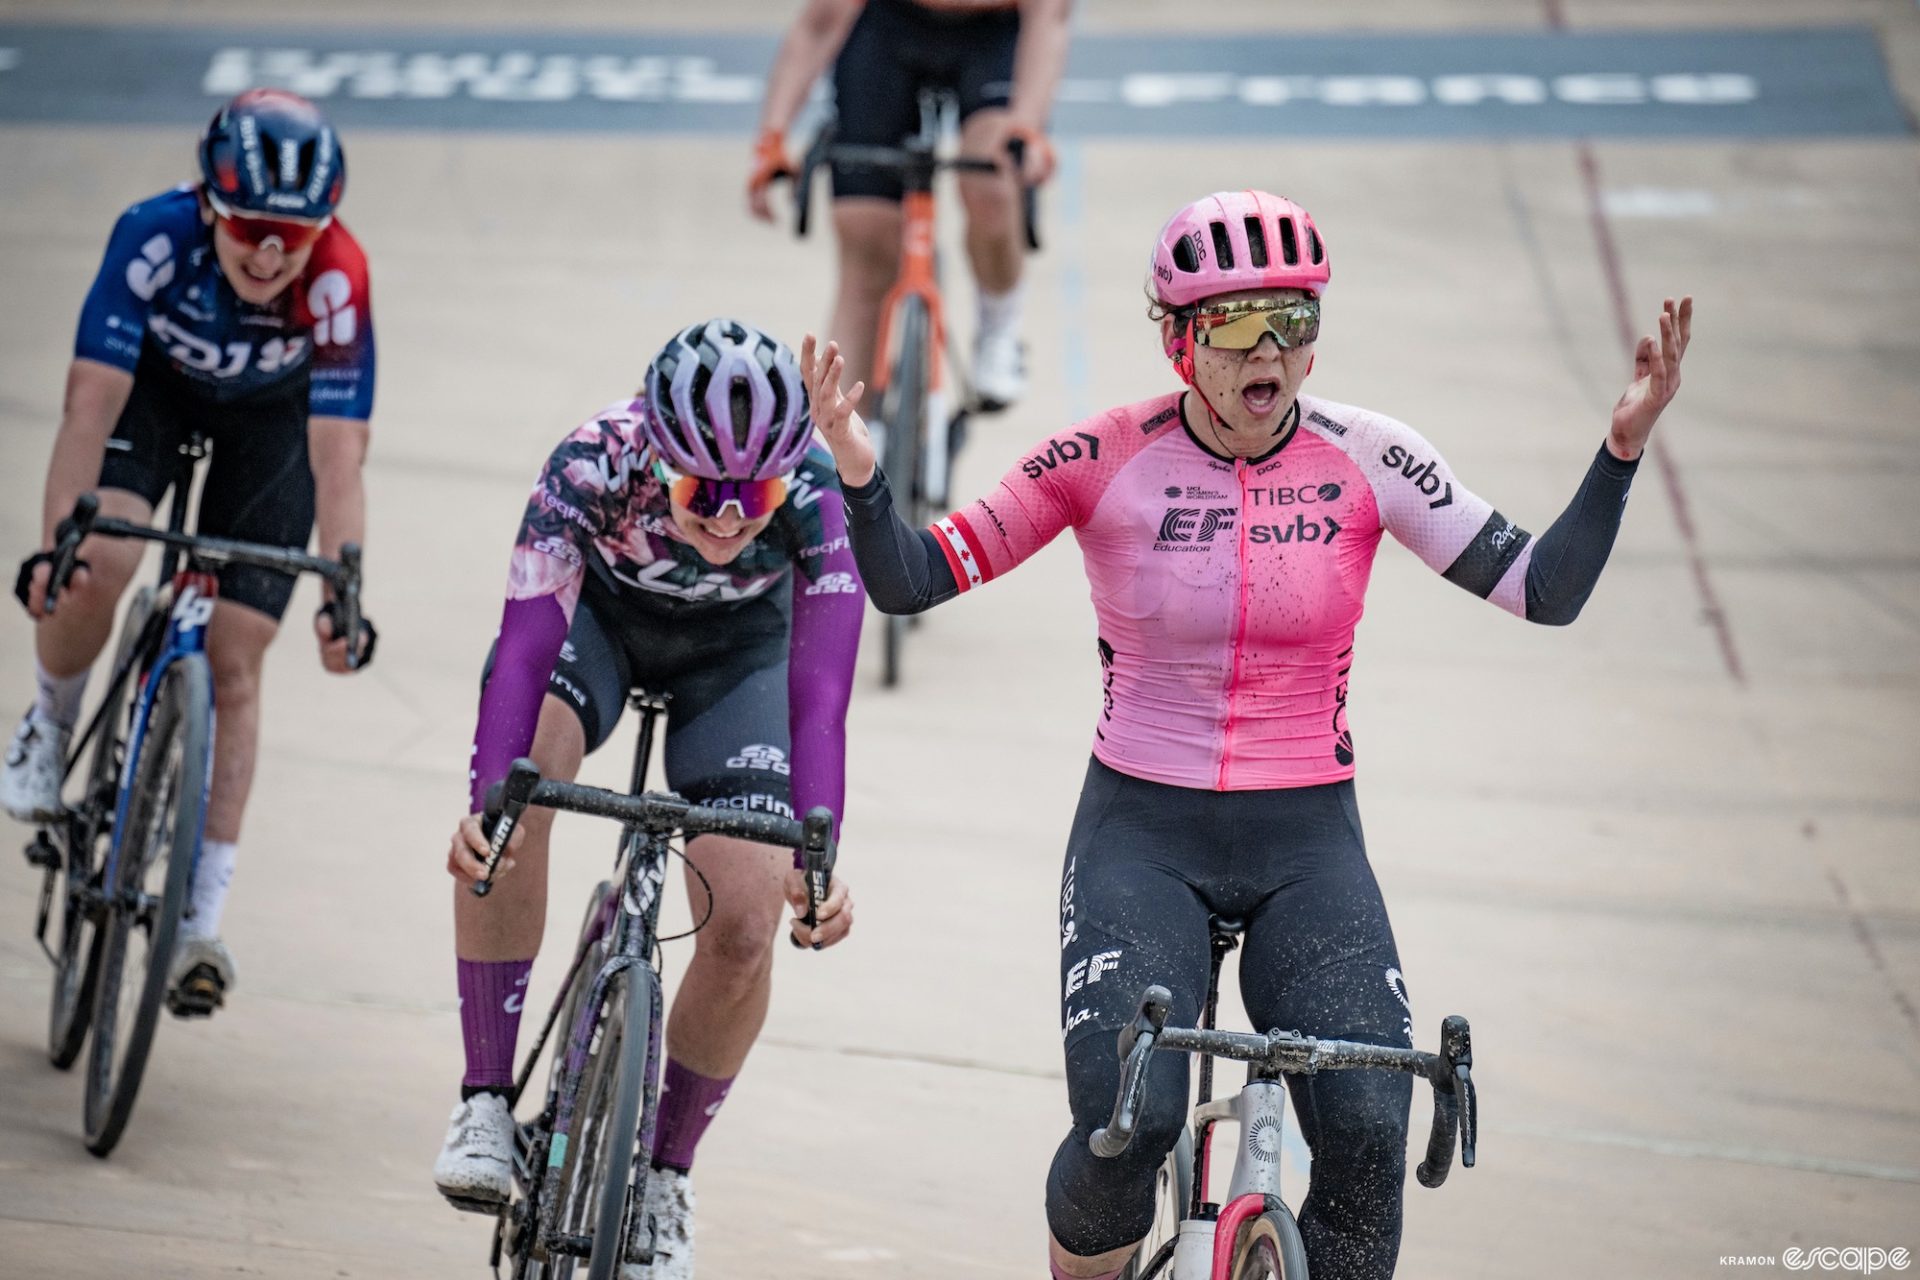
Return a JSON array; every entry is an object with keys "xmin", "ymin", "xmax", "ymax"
[
  {"xmin": 5, "ymin": 90, "xmax": 376, "ymax": 1012},
  {"xmin": 435, "ymin": 320, "xmax": 861, "ymax": 1280},
  {"xmin": 803, "ymin": 191, "xmax": 1693, "ymax": 1280}
]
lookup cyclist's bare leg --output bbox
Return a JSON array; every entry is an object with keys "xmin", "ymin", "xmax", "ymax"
[
  {"xmin": 31, "ymin": 488, "xmax": 151, "ymax": 679},
  {"xmin": 665, "ymin": 833, "xmax": 788, "ymax": 1075},
  {"xmin": 203, "ymin": 600, "xmax": 277, "ymax": 844},
  {"xmin": 829, "ymin": 196, "xmax": 903, "ymax": 393},
  {"xmin": 1048, "ymin": 1235, "xmax": 1136, "ymax": 1280},
  {"xmin": 451, "ymin": 692, "xmax": 586, "ymax": 962},
  {"xmin": 957, "ymin": 108, "xmax": 1023, "ymax": 295}
]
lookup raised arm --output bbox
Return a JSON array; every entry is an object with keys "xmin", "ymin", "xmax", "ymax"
[
  {"xmin": 1361, "ymin": 298, "xmax": 1692, "ymax": 624},
  {"xmin": 802, "ymin": 334, "xmax": 1074, "ymax": 614}
]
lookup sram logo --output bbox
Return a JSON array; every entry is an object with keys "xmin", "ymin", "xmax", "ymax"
[
  {"xmin": 1249, "ymin": 515, "xmax": 1342, "ymax": 545},
  {"xmin": 1381, "ymin": 444, "xmax": 1454, "ymax": 509},
  {"xmin": 1020, "ymin": 431, "xmax": 1101, "ymax": 479}
]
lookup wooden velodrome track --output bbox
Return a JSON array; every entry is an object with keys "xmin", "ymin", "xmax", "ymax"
[{"xmin": 1, "ymin": 2, "xmax": 1915, "ymax": 1275}]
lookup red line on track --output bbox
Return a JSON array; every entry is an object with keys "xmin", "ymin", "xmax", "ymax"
[{"xmin": 1574, "ymin": 146, "xmax": 1745, "ymax": 685}]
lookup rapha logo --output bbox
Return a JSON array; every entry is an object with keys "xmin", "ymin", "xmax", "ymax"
[
  {"xmin": 1155, "ymin": 507, "xmax": 1235, "ymax": 549},
  {"xmin": 1381, "ymin": 445, "xmax": 1454, "ymax": 509}
]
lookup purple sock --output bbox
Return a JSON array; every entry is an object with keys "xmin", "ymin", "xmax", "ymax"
[
  {"xmin": 650, "ymin": 1058, "xmax": 733, "ymax": 1171},
  {"xmin": 458, "ymin": 958, "xmax": 533, "ymax": 1091}
]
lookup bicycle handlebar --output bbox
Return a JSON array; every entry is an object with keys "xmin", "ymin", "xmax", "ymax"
[
  {"xmin": 787, "ymin": 122, "xmax": 1041, "ymax": 251},
  {"xmin": 473, "ymin": 759, "xmax": 840, "ymax": 915},
  {"xmin": 43, "ymin": 497, "xmax": 368, "ymax": 669},
  {"xmin": 1090, "ymin": 986, "xmax": 1479, "ymax": 1186}
]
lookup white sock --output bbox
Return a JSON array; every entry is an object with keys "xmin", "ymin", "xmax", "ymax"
[
  {"xmin": 183, "ymin": 839, "xmax": 238, "ymax": 940},
  {"xmin": 34, "ymin": 663, "xmax": 89, "ymax": 731},
  {"xmin": 977, "ymin": 282, "xmax": 1024, "ymax": 336}
]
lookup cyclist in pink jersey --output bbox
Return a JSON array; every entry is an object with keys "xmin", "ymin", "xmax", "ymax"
[{"xmin": 802, "ymin": 191, "xmax": 1693, "ymax": 1279}]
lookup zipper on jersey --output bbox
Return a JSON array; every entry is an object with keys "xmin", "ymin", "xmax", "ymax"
[{"xmin": 1219, "ymin": 457, "xmax": 1253, "ymax": 789}]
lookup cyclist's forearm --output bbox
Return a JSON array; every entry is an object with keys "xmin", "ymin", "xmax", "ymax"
[
  {"xmin": 757, "ymin": 0, "xmax": 862, "ymax": 135},
  {"xmin": 41, "ymin": 358, "xmax": 134, "ymax": 545},
  {"xmin": 309, "ymin": 415, "xmax": 369, "ymax": 564},
  {"xmin": 1522, "ymin": 442, "xmax": 1640, "ymax": 625},
  {"xmin": 469, "ymin": 593, "xmax": 570, "ymax": 810},
  {"xmin": 841, "ymin": 468, "xmax": 960, "ymax": 614},
  {"xmin": 1009, "ymin": 0, "xmax": 1074, "ymax": 127}
]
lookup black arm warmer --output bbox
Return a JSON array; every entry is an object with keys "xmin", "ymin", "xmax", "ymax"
[
  {"xmin": 841, "ymin": 468, "xmax": 961, "ymax": 615},
  {"xmin": 1523, "ymin": 443, "xmax": 1640, "ymax": 625}
]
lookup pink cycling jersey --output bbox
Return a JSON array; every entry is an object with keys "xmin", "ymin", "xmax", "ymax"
[{"xmin": 927, "ymin": 392, "xmax": 1539, "ymax": 790}]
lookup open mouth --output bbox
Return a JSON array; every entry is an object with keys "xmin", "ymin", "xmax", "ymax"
[
  {"xmin": 1241, "ymin": 379, "xmax": 1282, "ymax": 416},
  {"xmin": 241, "ymin": 262, "xmax": 282, "ymax": 284}
]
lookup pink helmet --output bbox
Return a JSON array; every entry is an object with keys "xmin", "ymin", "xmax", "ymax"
[{"xmin": 1147, "ymin": 191, "xmax": 1330, "ymax": 308}]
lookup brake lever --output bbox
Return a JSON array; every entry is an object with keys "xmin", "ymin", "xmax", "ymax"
[
  {"xmin": 473, "ymin": 758, "xmax": 541, "ymax": 898},
  {"xmin": 788, "ymin": 806, "xmax": 837, "ymax": 950}
]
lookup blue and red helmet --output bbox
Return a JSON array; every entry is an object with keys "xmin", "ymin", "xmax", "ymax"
[{"xmin": 198, "ymin": 89, "xmax": 346, "ymax": 223}]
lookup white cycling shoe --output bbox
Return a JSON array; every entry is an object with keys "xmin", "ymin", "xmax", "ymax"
[
  {"xmin": 167, "ymin": 935, "xmax": 235, "ymax": 1017},
  {"xmin": 434, "ymin": 1092, "xmax": 515, "ymax": 1212},
  {"xmin": 1, "ymin": 708, "xmax": 70, "ymax": 823},
  {"xmin": 972, "ymin": 323, "xmax": 1027, "ymax": 413},
  {"xmin": 626, "ymin": 1167, "xmax": 695, "ymax": 1280}
]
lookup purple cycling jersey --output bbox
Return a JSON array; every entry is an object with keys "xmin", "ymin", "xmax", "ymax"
[{"xmin": 470, "ymin": 401, "xmax": 863, "ymax": 833}]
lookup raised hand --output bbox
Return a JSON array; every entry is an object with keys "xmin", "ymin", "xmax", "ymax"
[
  {"xmin": 800, "ymin": 333, "xmax": 877, "ymax": 488},
  {"xmin": 1609, "ymin": 296, "xmax": 1694, "ymax": 462}
]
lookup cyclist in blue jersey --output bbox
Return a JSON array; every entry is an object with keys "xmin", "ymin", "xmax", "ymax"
[{"xmin": 4, "ymin": 90, "xmax": 377, "ymax": 1013}]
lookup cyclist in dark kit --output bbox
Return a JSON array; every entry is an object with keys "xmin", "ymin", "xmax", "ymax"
[
  {"xmin": 435, "ymin": 319, "xmax": 862, "ymax": 1280},
  {"xmin": 6, "ymin": 89, "xmax": 377, "ymax": 1014}
]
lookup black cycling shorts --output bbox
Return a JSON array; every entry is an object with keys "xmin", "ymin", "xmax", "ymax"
[
  {"xmin": 481, "ymin": 581, "xmax": 797, "ymax": 819},
  {"xmin": 97, "ymin": 346, "xmax": 316, "ymax": 620},
  {"xmin": 1047, "ymin": 758, "xmax": 1414, "ymax": 1280},
  {"xmin": 830, "ymin": 0, "xmax": 1019, "ymax": 202}
]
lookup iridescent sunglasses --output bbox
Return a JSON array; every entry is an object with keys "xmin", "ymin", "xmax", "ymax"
[
  {"xmin": 653, "ymin": 459, "xmax": 791, "ymax": 521},
  {"xmin": 1190, "ymin": 296, "xmax": 1321, "ymax": 350}
]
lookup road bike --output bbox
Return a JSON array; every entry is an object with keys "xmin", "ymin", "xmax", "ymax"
[
  {"xmin": 1092, "ymin": 918, "xmax": 1478, "ymax": 1280},
  {"xmin": 23, "ymin": 432, "xmax": 364, "ymax": 1157},
  {"xmin": 464, "ymin": 697, "xmax": 836, "ymax": 1280},
  {"xmin": 790, "ymin": 89, "xmax": 1039, "ymax": 687}
]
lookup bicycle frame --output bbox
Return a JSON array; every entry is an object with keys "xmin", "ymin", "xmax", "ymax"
[{"xmin": 501, "ymin": 694, "xmax": 674, "ymax": 1271}]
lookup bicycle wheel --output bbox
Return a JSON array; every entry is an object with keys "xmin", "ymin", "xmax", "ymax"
[
  {"xmin": 1228, "ymin": 1208, "xmax": 1311, "ymax": 1280},
  {"xmin": 82, "ymin": 654, "xmax": 212, "ymax": 1157},
  {"xmin": 878, "ymin": 295, "xmax": 929, "ymax": 689},
  {"xmin": 547, "ymin": 963, "xmax": 658, "ymax": 1280},
  {"xmin": 1121, "ymin": 1126, "xmax": 1193, "ymax": 1280},
  {"xmin": 49, "ymin": 588, "xmax": 154, "ymax": 1069}
]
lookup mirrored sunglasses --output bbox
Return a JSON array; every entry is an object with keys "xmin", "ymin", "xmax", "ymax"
[
  {"xmin": 1191, "ymin": 297, "xmax": 1321, "ymax": 351},
  {"xmin": 655, "ymin": 461, "xmax": 791, "ymax": 521},
  {"xmin": 207, "ymin": 191, "xmax": 331, "ymax": 253}
]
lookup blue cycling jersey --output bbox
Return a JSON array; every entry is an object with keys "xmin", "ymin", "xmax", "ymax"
[{"xmin": 74, "ymin": 186, "xmax": 375, "ymax": 421}]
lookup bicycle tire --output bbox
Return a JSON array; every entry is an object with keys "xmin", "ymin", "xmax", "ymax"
[
  {"xmin": 1121, "ymin": 1126, "xmax": 1193, "ymax": 1280},
  {"xmin": 587, "ymin": 971, "xmax": 656, "ymax": 1280},
  {"xmin": 879, "ymin": 295, "xmax": 929, "ymax": 690},
  {"xmin": 1228, "ymin": 1208, "xmax": 1311, "ymax": 1280},
  {"xmin": 82, "ymin": 654, "xmax": 211, "ymax": 1157},
  {"xmin": 49, "ymin": 588, "xmax": 154, "ymax": 1069},
  {"xmin": 547, "ymin": 964, "xmax": 657, "ymax": 1280}
]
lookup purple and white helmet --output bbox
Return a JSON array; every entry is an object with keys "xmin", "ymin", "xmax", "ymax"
[{"xmin": 638, "ymin": 319, "xmax": 813, "ymax": 481}]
